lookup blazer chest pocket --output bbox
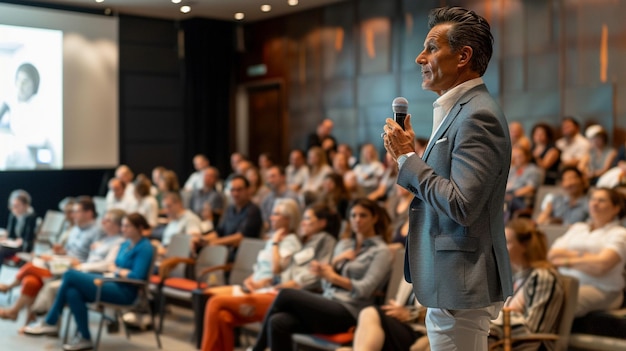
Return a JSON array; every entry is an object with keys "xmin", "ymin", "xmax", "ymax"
[{"xmin": 435, "ymin": 235, "xmax": 478, "ymax": 252}]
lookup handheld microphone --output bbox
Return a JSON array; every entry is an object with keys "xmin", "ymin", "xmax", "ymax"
[{"xmin": 392, "ymin": 97, "xmax": 408, "ymax": 130}]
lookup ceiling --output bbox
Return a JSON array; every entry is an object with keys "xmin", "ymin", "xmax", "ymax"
[{"xmin": 33, "ymin": 0, "xmax": 346, "ymax": 22}]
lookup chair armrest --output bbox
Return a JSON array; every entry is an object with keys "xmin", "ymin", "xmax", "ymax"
[
  {"xmin": 159, "ymin": 257, "xmax": 196, "ymax": 279},
  {"xmin": 488, "ymin": 334, "xmax": 559, "ymax": 351},
  {"xmin": 93, "ymin": 277, "xmax": 148, "ymax": 303},
  {"xmin": 197, "ymin": 263, "xmax": 233, "ymax": 278}
]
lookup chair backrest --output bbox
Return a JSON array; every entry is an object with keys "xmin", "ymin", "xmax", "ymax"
[
  {"xmin": 165, "ymin": 233, "xmax": 192, "ymax": 278},
  {"xmin": 92, "ymin": 196, "xmax": 107, "ymax": 220},
  {"xmin": 554, "ymin": 275, "xmax": 579, "ymax": 351},
  {"xmin": 38, "ymin": 210, "xmax": 66, "ymax": 238},
  {"xmin": 385, "ymin": 248, "xmax": 406, "ymax": 302},
  {"xmin": 195, "ymin": 244, "xmax": 229, "ymax": 286},
  {"xmin": 229, "ymin": 238, "xmax": 266, "ymax": 285}
]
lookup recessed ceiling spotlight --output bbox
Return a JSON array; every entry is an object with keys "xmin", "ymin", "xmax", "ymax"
[
  {"xmin": 180, "ymin": 5, "xmax": 191, "ymax": 13},
  {"xmin": 171, "ymin": 0, "xmax": 181, "ymax": 3},
  {"xmin": 95, "ymin": 0, "xmax": 104, "ymax": 3},
  {"xmin": 234, "ymin": 12, "xmax": 245, "ymax": 20},
  {"xmin": 261, "ymin": 4, "xmax": 272, "ymax": 12},
  {"xmin": 288, "ymin": 0, "xmax": 298, "ymax": 5}
]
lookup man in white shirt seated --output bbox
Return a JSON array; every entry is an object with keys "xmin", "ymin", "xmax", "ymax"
[
  {"xmin": 556, "ymin": 117, "xmax": 591, "ymax": 168},
  {"xmin": 105, "ymin": 178, "xmax": 135, "ymax": 212},
  {"xmin": 285, "ymin": 149, "xmax": 309, "ymax": 193},
  {"xmin": 105, "ymin": 165, "xmax": 136, "ymax": 208},
  {"xmin": 158, "ymin": 191, "xmax": 202, "ymax": 255},
  {"xmin": 183, "ymin": 154, "xmax": 210, "ymax": 191}
]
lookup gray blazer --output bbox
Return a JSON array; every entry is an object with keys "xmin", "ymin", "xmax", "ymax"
[{"xmin": 398, "ymin": 84, "xmax": 513, "ymax": 309}]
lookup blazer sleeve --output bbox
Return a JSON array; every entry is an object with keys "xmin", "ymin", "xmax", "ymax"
[{"xmin": 399, "ymin": 110, "xmax": 508, "ymax": 227}]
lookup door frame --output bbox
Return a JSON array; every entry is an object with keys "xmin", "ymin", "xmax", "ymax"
[{"xmin": 234, "ymin": 79, "xmax": 287, "ymax": 162}]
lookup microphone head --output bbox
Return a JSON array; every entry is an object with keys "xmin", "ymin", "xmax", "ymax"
[{"xmin": 392, "ymin": 97, "xmax": 408, "ymax": 114}]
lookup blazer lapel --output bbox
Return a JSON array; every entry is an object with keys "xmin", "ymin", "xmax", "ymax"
[{"xmin": 422, "ymin": 85, "xmax": 486, "ymax": 161}]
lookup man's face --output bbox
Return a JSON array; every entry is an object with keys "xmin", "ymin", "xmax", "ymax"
[
  {"xmin": 194, "ymin": 156, "xmax": 209, "ymax": 171},
  {"xmin": 561, "ymin": 120, "xmax": 577, "ymax": 138},
  {"xmin": 290, "ymin": 151, "xmax": 304, "ymax": 167},
  {"xmin": 71, "ymin": 204, "xmax": 91, "ymax": 226},
  {"xmin": 229, "ymin": 178, "xmax": 250, "ymax": 207},
  {"xmin": 162, "ymin": 197, "xmax": 182, "ymax": 218},
  {"xmin": 416, "ymin": 24, "xmax": 463, "ymax": 96},
  {"xmin": 266, "ymin": 167, "xmax": 282, "ymax": 190},
  {"xmin": 203, "ymin": 169, "xmax": 217, "ymax": 188},
  {"xmin": 561, "ymin": 170, "xmax": 583, "ymax": 196},
  {"xmin": 109, "ymin": 180, "xmax": 124, "ymax": 199}
]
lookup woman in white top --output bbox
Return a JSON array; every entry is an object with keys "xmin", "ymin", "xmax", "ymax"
[{"xmin": 548, "ymin": 187, "xmax": 626, "ymax": 316}]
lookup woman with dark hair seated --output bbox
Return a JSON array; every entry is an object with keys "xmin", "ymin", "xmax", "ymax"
[
  {"xmin": 24, "ymin": 213, "xmax": 154, "ymax": 351},
  {"xmin": 0, "ymin": 189, "xmax": 37, "ymax": 271},
  {"xmin": 251, "ymin": 198, "xmax": 392, "ymax": 351}
]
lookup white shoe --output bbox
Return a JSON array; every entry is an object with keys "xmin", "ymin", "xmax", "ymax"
[
  {"xmin": 62, "ymin": 336, "xmax": 93, "ymax": 351},
  {"xmin": 23, "ymin": 321, "xmax": 59, "ymax": 336}
]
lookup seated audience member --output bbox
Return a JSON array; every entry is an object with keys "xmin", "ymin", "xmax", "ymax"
[
  {"xmin": 597, "ymin": 161, "xmax": 626, "ymax": 188},
  {"xmin": 0, "ymin": 197, "xmax": 102, "ymax": 324},
  {"xmin": 245, "ymin": 166, "xmax": 270, "ymax": 207},
  {"xmin": 505, "ymin": 145, "xmax": 543, "ymax": 220},
  {"xmin": 302, "ymin": 146, "xmax": 333, "ymax": 195},
  {"xmin": 258, "ymin": 152, "xmax": 275, "ymax": 182},
  {"xmin": 530, "ymin": 122, "xmax": 561, "ymax": 185},
  {"xmin": 353, "ymin": 143, "xmax": 385, "ymax": 195},
  {"xmin": 0, "ymin": 189, "xmax": 37, "ymax": 272},
  {"xmin": 536, "ymin": 166, "xmax": 589, "ymax": 225},
  {"xmin": 319, "ymin": 173, "xmax": 351, "ymax": 220},
  {"xmin": 386, "ymin": 185, "xmax": 413, "ymax": 252},
  {"xmin": 1, "ymin": 209, "xmax": 126, "ymax": 329},
  {"xmin": 202, "ymin": 175, "xmax": 263, "ymax": 257},
  {"xmin": 105, "ymin": 178, "xmax": 134, "ymax": 212},
  {"xmin": 332, "ymin": 152, "xmax": 359, "ymax": 197},
  {"xmin": 229, "ymin": 152, "xmax": 245, "ymax": 175},
  {"xmin": 337, "ymin": 143, "xmax": 357, "ymax": 169},
  {"xmin": 201, "ymin": 200, "xmax": 338, "ymax": 351},
  {"xmin": 260, "ymin": 166, "xmax": 300, "ymax": 229},
  {"xmin": 579, "ymin": 125, "xmax": 616, "ymax": 185},
  {"xmin": 106, "ymin": 165, "xmax": 136, "ymax": 206},
  {"xmin": 24, "ymin": 213, "xmax": 154, "ymax": 351},
  {"xmin": 548, "ymin": 187, "xmax": 626, "ymax": 317},
  {"xmin": 189, "ymin": 166, "xmax": 225, "ymax": 221},
  {"xmin": 251, "ymin": 198, "xmax": 392, "ymax": 351},
  {"xmin": 556, "ymin": 117, "xmax": 591, "ymax": 169},
  {"xmin": 150, "ymin": 166, "xmax": 166, "ymax": 196},
  {"xmin": 131, "ymin": 174, "xmax": 159, "ymax": 228},
  {"xmin": 158, "ymin": 191, "xmax": 202, "ymax": 254},
  {"xmin": 183, "ymin": 154, "xmax": 210, "ymax": 191},
  {"xmin": 55, "ymin": 197, "xmax": 76, "ymax": 245},
  {"xmin": 306, "ymin": 118, "xmax": 336, "ymax": 152},
  {"xmin": 338, "ymin": 279, "xmax": 428, "ymax": 351},
  {"xmin": 155, "ymin": 169, "xmax": 180, "ymax": 213},
  {"xmin": 489, "ymin": 218, "xmax": 564, "ymax": 351},
  {"xmin": 367, "ymin": 152, "xmax": 399, "ymax": 203},
  {"xmin": 509, "ymin": 121, "xmax": 532, "ymax": 152},
  {"xmin": 285, "ymin": 149, "xmax": 309, "ymax": 193}
]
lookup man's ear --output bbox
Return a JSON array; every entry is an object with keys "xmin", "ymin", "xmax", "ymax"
[{"xmin": 458, "ymin": 46, "xmax": 473, "ymax": 68}]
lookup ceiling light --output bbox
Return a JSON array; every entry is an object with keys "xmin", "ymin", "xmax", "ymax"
[
  {"xmin": 288, "ymin": 0, "xmax": 298, "ymax": 5},
  {"xmin": 95, "ymin": 0, "xmax": 104, "ymax": 3},
  {"xmin": 180, "ymin": 5, "xmax": 191, "ymax": 13},
  {"xmin": 171, "ymin": 0, "xmax": 181, "ymax": 3},
  {"xmin": 261, "ymin": 4, "xmax": 272, "ymax": 12},
  {"xmin": 234, "ymin": 12, "xmax": 245, "ymax": 20}
]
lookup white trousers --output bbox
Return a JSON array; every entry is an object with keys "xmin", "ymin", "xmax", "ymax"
[{"xmin": 425, "ymin": 302, "xmax": 503, "ymax": 351}]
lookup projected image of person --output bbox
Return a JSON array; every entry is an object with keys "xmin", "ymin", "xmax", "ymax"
[{"xmin": 0, "ymin": 62, "xmax": 58, "ymax": 170}]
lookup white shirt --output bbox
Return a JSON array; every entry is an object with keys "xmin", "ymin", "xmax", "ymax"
[
  {"xmin": 552, "ymin": 220, "xmax": 626, "ymax": 292},
  {"xmin": 556, "ymin": 133, "xmax": 591, "ymax": 164},
  {"xmin": 184, "ymin": 170, "xmax": 204, "ymax": 191},
  {"xmin": 162, "ymin": 209, "xmax": 202, "ymax": 246}
]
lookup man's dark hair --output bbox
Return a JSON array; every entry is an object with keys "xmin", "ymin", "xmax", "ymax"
[
  {"xmin": 229, "ymin": 174, "xmax": 250, "ymax": 188},
  {"xmin": 16, "ymin": 63, "xmax": 40, "ymax": 94},
  {"xmin": 428, "ymin": 6, "xmax": 493, "ymax": 76},
  {"xmin": 75, "ymin": 195, "xmax": 96, "ymax": 218},
  {"xmin": 561, "ymin": 116, "xmax": 580, "ymax": 128}
]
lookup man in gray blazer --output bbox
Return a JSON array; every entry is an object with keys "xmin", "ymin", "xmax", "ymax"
[{"xmin": 383, "ymin": 6, "xmax": 513, "ymax": 350}]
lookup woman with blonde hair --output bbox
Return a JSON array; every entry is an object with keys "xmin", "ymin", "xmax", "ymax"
[{"xmin": 302, "ymin": 146, "xmax": 333, "ymax": 195}]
